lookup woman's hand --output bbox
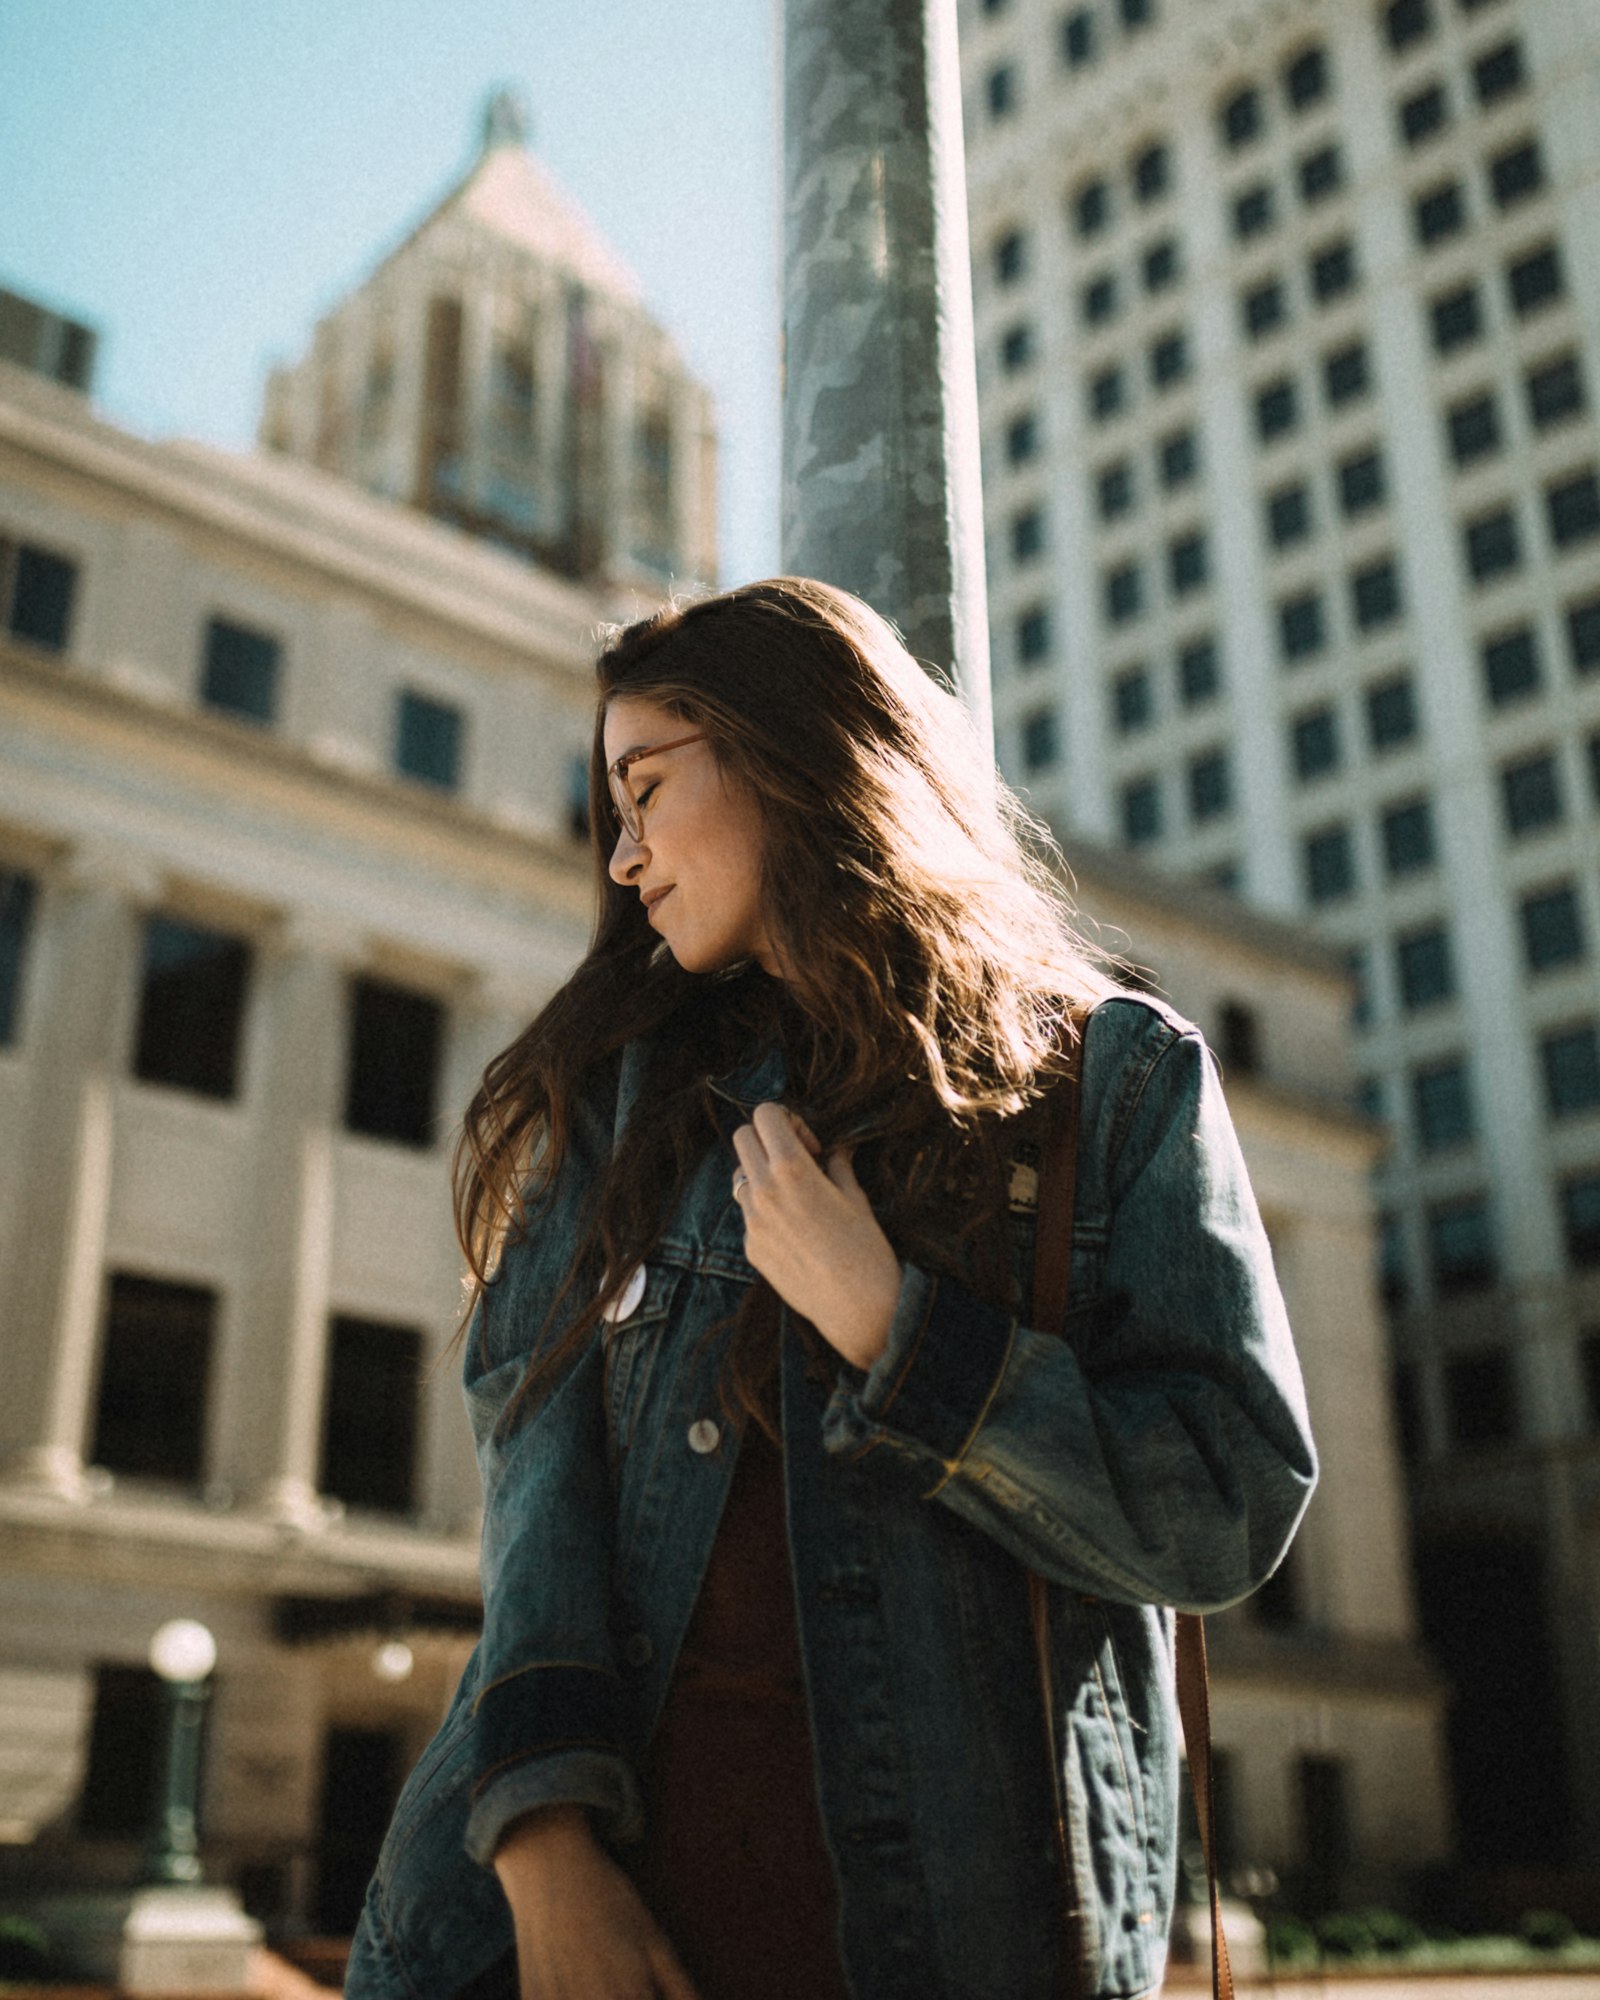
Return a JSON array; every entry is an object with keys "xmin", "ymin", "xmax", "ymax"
[
  {"xmin": 494, "ymin": 1806, "xmax": 701, "ymax": 2000},
  {"xmin": 731, "ymin": 1103, "xmax": 902, "ymax": 1371}
]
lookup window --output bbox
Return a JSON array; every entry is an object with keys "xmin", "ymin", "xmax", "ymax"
[
  {"xmin": 1472, "ymin": 39, "xmax": 1525, "ymax": 105},
  {"xmin": 1168, "ymin": 531, "xmax": 1208, "ymax": 595},
  {"xmin": 0, "ymin": 867, "xmax": 37, "ymax": 1047},
  {"xmin": 1309, "ymin": 238, "xmax": 1358, "ymax": 303},
  {"xmin": 1587, "ymin": 730, "xmax": 1600, "ymax": 807},
  {"xmin": 1017, "ymin": 604, "xmax": 1053, "ymax": 665},
  {"xmin": 1501, "ymin": 749, "xmax": 1562, "ymax": 836},
  {"xmin": 1000, "ymin": 322, "xmax": 1036, "ymax": 372},
  {"xmin": 3, "ymin": 540, "xmax": 78, "ymax": 653},
  {"xmin": 1481, "ymin": 625, "xmax": 1541, "ymax": 706},
  {"xmin": 1104, "ymin": 560, "xmax": 1145, "ymax": 625},
  {"xmin": 133, "ymin": 916, "xmax": 251, "ymax": 1101},
  {"xmin": 1429, "ymin": 1197, "xmax": 1496, "ymax": 1296},
  {"xmin": 1081, "ymin": 273, "xmax": 1119, "ymax": 325},
  {"xmin": 1284, "ymin": 45, "xmax": 1330, "ymax": 110},
  {"xmin": 1220, "ymin": 86, "xmax": 1264, "ymax": 150},
  {"xmin": 1179, "ymin": 636, "xmax": 1221, "ymax": 705},
  {"xmin": 1397, "ymin": 923, "xmax": 1455, "ymax": 1009},
  {"xmin": 1242, "ymin": 279, "xmax": 1287, "ymax": 341},
  {"xmin": 91, "ymin": 1273, "xmax": 215, "ymax": 1484},
  {"xmin": 1489, "ymin": 138, "xmax": 1545, "ymax": 210},
  {"xmin": 1292, "ymin": 706, "xmax": 1341, "ymax": 780},
  {"xmin": 1561, "ymin": 1175, "xmax": 1600, "ymax": 1268},
  {"xmin": 1569, "ymin": 596, "xmax": 1600, "ymax": 675},
  {"xmin": 1159, "ymin": 428, "xmax": 1198, "ymax": 488},
  {"xmin": 1006, "ymin": 411, "xmax": 1041, "ymax": 463},
  {"xmin": 1547, "ymin": 471, "xmax": 1600, "ymax": 550},
  {"xmin": 1464, "ymin": 505, "xmax": 1522, "ymax": 582},
  {"xmin": 1061, "ymin": 8, "xmax": 1096, "ymax": 68},
  {"xmin": 1188, "ymin": 748, "xmax": 1232, "ymax": 821},
  {"xmin": 1267, "ymin": 482, "xmax": 1313, "ymax": 549},
  {"xmin": 1339, "ymin": 447, "xmax": 1388, "ymax": 516},
  {"xmin": 78, "ymin": 1665, "xmax": 169, "ymax": 1838},
  {"xmin": 1324, "ymin": 340, "xmax": 1370, "ymax": 406},
  {"xmin": 1298, "ymin": 144, "xmax": 1343, "ymax": 202},
  {"xmin": 1279, "ymin": 590, "xmax": 1327, "ymax": 661},
  {"xmin": 1443, "ymin": 1348, "xmax": 1516, "ymax": 1442},
  {"xmin": 1525, "ymin": 355, "xmax": 1585, "ymax": 432},
  {"xmin": 1542, "ymin": 1024, "xmax": 1600, "ymax": 1117},
  {"xmin": 1021, "ymin": 707, "xmax": 1061, "ymax": 773},
  {"xmin": 320, "ymin": 1318, "xmax": 422, "ymax": 1515},
  {"xmin": 1413, "ymin": 1058, "xmax": 1474, "ymax": 1151},
  {"xmin": 1119, "ymin": 0, "xmax": 1155, "ymax": 28},
  {"xmin": 1112, "ymin": 666, "xmax": 1153, "ymax": 733},
  {"xmin": 1384, "ymin": 0, "xmax": 1435, "ymax": 53},
  {"xmin": 1521, "ymin": 883, "xmax": 1584, "ymax": 972},
  {"xmin": 1381, "ymin": 796, "xmax": 1434, "ymax": 875},
  {"xmin": 1232, "ymin": 183, "xmax": 1276, "ymax": 239},
  {"xmin": 1218, "ymin": 1001, "xmax": 1260, "ymax": 1075},
  {"xmin": 1074, "ymin": 178, "xmax": 1112, "ymax": 238},
  {"xmin": 1431, "ymin": 283, "xmax": 1484, "ymax": 353},
  {"xmin": 1367, "ymin": 673, "xmax": 1418, "ymax": 749},
  {"xmin": 1446, "ymin": 390, "xmax": 1502, "ymax": 464},
  {"xmin": 986, "ymin": 64, "xmax": 1018, "ymax": 119},
  {"xmin": 1345, "ymin": 945, "xmax": 1374, "ymax": 1030},
  {"xmin": 1352, "ymin": 556, "xmax": 1403, "ymax": 631},
  {"xmin": 344, "ymin": 976, "xmax": 444, "ymax": 1148},
  {"xmin": 994, "ymin": 229, "xmax": 1029, "ymax": 286},
  {"xmin": 1150, "ymin": 330, "xmax": 1190, "ymax": 389},
  {"xmin": 1254, "ymin": 377, "xmax": 1300, "ymax": 441},
  {"xmin": 1010, "ymin": 507, "xmax": 1046, "ymax": 564},
  {"xmin": 395, "ymin": 689, "xmax": 463, "ymax": 791},
  {"xmin": 1507, "ymin": 243, "xmax": 1564, "ymax": 318},
  {"xmin": 1088, "ymin": 368, "xmax": 1125, "ymax": 423},
  {"xmin": 1142, "ymin": 238, "xmax": 1182, "ymax": 291},
  {"xmin": 1121, "ymin": 775, "xmax": 1163, "ymax": 844},
  {"xmin": 1304, "ymin": 825, "xmax": 1356, "ymax": 904},
  {"xmin": 1096, "ymin": 459, "xmax": 1135, "ymax": 520},
  {"xmin": 1133, "ymin": 142, "xmax": 1171, "ymax": 203},
  {"xmin": 1414, "ymin": 181, "xmax": 1466, "ymax": 246},
  {"xmin": 1586, "ymin": 1328, "xmax": 1600, "ymax": 1426},
  {"xmin": 1392, "ymin": 1357, "xmax": 1421, "ymax": 1447},
  {"xmin": 1399, "ymin": 81, "xmax": 1449, "ymax": 146},
  {"xmin": 198, "ymin": 617, "xmax": 279, "ymax": 725}
]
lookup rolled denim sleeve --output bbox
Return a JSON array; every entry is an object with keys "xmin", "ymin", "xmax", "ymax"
[{"xmin": 822, "ymin": 1005, "xmax": 1318, "ymax": 1611}]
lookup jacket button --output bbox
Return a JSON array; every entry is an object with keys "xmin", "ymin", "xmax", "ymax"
[
  {"xmin": 624, "ymin": 1631, "xmax": 654, "ymax": 1669},
  {"xmin": 601, "ymin": 1264, "xmax": 648, "ymax": 1324},
  {"xmin": 687, "ymin": 1418, "xmax": 721, "ymax": 1454}
]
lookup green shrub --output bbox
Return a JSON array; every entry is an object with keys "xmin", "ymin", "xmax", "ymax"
[
  {"xmin": 1266, "ymin": 1915, "xmax": 1319, "ymax": 1966},
  {"xmin": 1315, "ymin": 1912, "xmax": 1376, "ymax": 1959},
  {"xmin": 1520, "ymin": 1910, "xmax": 1578, "ymax": 1952},
  {"xmin": 1363, "ymin": 1908, "xmax": 1427, "ymax": 1956},
  {"xmin": 0, "ymin": 1915, "xmax": 53, "ymax": 1981}
]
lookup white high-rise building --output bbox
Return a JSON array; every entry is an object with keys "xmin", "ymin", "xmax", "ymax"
[{"xmin": 964, "ymin": 0, "xmax": 1600, "ymax": 1876}]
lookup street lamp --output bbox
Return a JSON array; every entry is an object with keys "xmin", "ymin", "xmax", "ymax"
[{"xmin": 141, "ymin": 1620, "xmax": 216, "ymax": 1888}]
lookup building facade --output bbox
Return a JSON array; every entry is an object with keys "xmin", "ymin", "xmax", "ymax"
[
  {"xmin": 963, "ymin": 0, "xmax": 1600, "ymax": 1873},
  {"xmin": 260, "ymin": 92, "xmax": 718, "ymax": 596}
]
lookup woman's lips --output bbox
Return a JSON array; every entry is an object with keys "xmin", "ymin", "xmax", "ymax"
[{"xmin": 644, "ymin": 887, "xmax": 673, "ymax": 923}]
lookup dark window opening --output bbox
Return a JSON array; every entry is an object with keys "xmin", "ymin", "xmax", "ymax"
[
  {"xmin": 1382, "ymin": 796, "xmax": 1435, "ymax": 875},
  {"xmin": 1525, "ymin": 354, "xmax": 1585, "ymax": 432},
  {"xmin": 132, "ymin": 916, "xmax": 251, "ymax": 1101},
  {"xmin": 1267, "ymin": 483, "xmax": 1312, "ymax": 548},
  {"xmin": 0, "ymin": 867, "xmax": 37, "ymax": 1047},
  {"xmin": 1447, "ymin": 390, "xmax": 1501, "ymax": 464},
  {"xmin": 1220, "ymin": 86, "xmax": 1264, "ymax": 150},
  {"xmin": 1159, "ymin": 428, "xmax": 1198, "ymax": 488},
  {"xmin": 1367, "ymin": 674, "xmax": 1418, "ymax": 749},
  {"xmin": 1568, "ymin": 597, "xmax": 1600, "ymax": 675},
  {"xmin": 1384, "ymin": 0, "xmax": 1434, "ymax": 53},
  {"xmin": 1428, "ymin": 1196, "xmax": 1495, "ymax": 1295},
  {"xmin": 1413, "ymin": 1057, "xmax": 1473, "ymax": 1151},
  {"xmin": 1233, "ymin": 183, "xmax": 1276, "ymax": 239},
  {"xmin": 1061, "ymin": 9, "xmax": 1096, "ymax": 68},
  {"xmin": 78, "ymin": 1664, "xmax": 170, "ymax": 1839},
  {"xmin": 1500, "ymin": 750, "xmax": 1562, "ymax": 836},
  {"xmin": 1489, "ymin": 138, "xmax": 1545, "ymax": 210},
  {"xmin": 1471, "ymin": 39, "xmax": 1525, "ymax": 105},
  {"xmin": 1081, "ymin": 273, "xmax": 1119, "ymax": 326},
  {"xmin": 1168, "ymin": 531, "xmax": 1208, "ymax": 595},
  {"xmin": 1304, "ymin": 825, "xmax": 1356, "ymax": 904},
  {"xmin": 200, "ymin": 618, "xmax": 280, "ymax": 726},
  {"xmin": 1297, "ymin": 1754, "xmax": 1353, "ymax": 1916},
  {"xmin": 1284, "ymin": 45, "xmax": 1330, "ymax": 110},
  {"xmin": 1255, "ymin": 377, "xmax": 1300, "ymax": 442},
  {"xmin": 1298, "ymin": 144, "xmax": 1343, "ymax": 202},
  {"xmin": 1021, "ymin": 707, "xmax": 1060, "ymax": 773},
  {"xmin": 1292, "ymin": 707, "xmax": 1340, "ymax": 780},
  {"xmin": 994, "ymin": 229, "xmax": 1029, "ymax": 286},
  {"xmin": 1000, "ymin": 321, "xmax": 1036, "ymax": 372},
  {"xmin": 1309, "ymin": 238, "xmax": 1357, "ymax": 303},
  {"xmin": 1540, "ymin": 1024, "xmax": 1600, "ymax": 1118},
  {"xmin": 1464, "ymin": 505, "xmax": 1522, "ymax": 583},
  {"xmin": 1142, "ymin": 238, "xmax": 1181, "ymax": 291},
  {"xmin": 1352, "ymin": 556, "xmax": 1403, "ymax": 631},
  {"xmin": 1178, "ymin": 636, "xmax": 1220, "ymax": 705},
  {"xmin": 344, "ymin": 976, "xmax": 444, "ymax": 1149},
  {"xmin": 395, "ymin": 690, "xmax": 464, "ymax": 791},
  {"xmin": 4, "ymin": 540, "xmax": 78, "ymax": 653},
  {"xmin": 1121, "ymin": 776, "xmax": 1162, "ymax": 845},
  {"xmin": 1074, "ymin": 178, "xmax": 1112, "ymax": 238},
  {"xmin": 1113, "ymin": 666, "xmax": 1153, "ymax": 734},
  {"xmin": 1399, "ymin": 82, "xmax": 1448, "ymax": 147},
  {"xmin": 1133, "ymin": 142, "xmax": 1170, "ymax": 203},
  {"xmin": 1397, "ymin": 925, "xmax": 1455, "ymax": 1010},
  {"xmin": 1279, "ymin": 590, "xmax": 1326, "ymax": 662},
  {"xmin": 1339, "ymin": 448, "xmax": 1387, "ymax": 516},
  {"xmin": 1507, "ymin": 243, "xmax": 1564, "ymax": 318},
  {"xmin": 1547, "ymin": 471, "xmax": 1600, "ymax": 551},
  {"xmin": 1243, "ymin": 279, "xmax": 1288, "ymax": 341},
  {"xmin": 1431, "ymin": 284, "xmax": 1483, "ymax": 353},
  {"xmin": 1096, "ymin": 459, "xmax": 1134, "ymax": 520},
  {"xmin": 1017, "ymin": 605, "xmax": 1053, "ymax": 665},
  {"xmin": 1187, "ymin": 748, "xmax": 1231, "ymax": 821},
  {"xmin": 1324, "ymin": 340, "xmax": 1371, "ymax": 406},
  {"xmin": 1482, "ymin": 625, "xmax": 1540, "ymax": 706},
  {"xmin": 1104, "ymin": 561, "xmax": 1145, "ymax": 626},
  {"xmin": 319, "ymin": 1316, "xmax": 422, "ymax": 1516},
  {"xmin": 1414, "ymin": 181, "xmax": 1467, "ymax": 246},
  {"xmin": 1521, "ymin": 883, "xmax": 1583, "ymax": 973},
  {"xmin": 91, "ymin": 1273, "xmax": 215, "ymax": 1486}
]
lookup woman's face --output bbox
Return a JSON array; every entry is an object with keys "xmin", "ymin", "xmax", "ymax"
[{"xmin": 603, "ymin": 695, "xmax": 779, "ymax": 977}]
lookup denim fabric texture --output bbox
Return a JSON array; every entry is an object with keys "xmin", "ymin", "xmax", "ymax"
[{"xmin": 347, "ymin": 993, "xmax": 1317, "ymax": 2000}]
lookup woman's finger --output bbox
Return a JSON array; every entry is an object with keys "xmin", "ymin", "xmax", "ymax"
[
  {"xmin": 730, "ymin": 1121, "xmax": 768, "ymax": 1183},
  {"xmin": 751, "ymin": 1100, "xmax": 813, "ymax": 1166}
]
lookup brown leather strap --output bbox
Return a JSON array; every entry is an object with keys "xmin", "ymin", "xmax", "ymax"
[{"xmin": 1029, "ymin": 1016, "xmax": 1229, "ymax": 2000}]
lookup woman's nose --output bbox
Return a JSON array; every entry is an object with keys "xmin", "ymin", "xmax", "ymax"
[{"xmin": 608, "ymin": 825, "xmax": 646, "ymax": 883}]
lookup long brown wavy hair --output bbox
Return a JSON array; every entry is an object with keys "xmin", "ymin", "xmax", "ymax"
[{"xmin": 453, "ymin": 577, "xmax": 1115, "ymax": 1433}]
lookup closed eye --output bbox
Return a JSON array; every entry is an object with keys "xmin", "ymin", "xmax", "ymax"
[{"xmin": 634, "ymin": 779, "xmax": 660, "ymax": 812}]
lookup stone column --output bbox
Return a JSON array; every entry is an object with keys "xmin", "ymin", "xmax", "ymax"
[
  {"xmin": 780, "ymin": 0, "xmax": 990, "ymax": 732},
  {"xmin": 222, "ymin": 924, "xmax": 347, "ymax": 1529},
  {"xmin": 602, "ymin": 320, "xmax": 635, "ymax": 579},
  {"xmin": 0, "ymin": 848, "xmax": 156, "ymax": 1498}
]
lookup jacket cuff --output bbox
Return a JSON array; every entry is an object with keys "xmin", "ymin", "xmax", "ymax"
[
  {"xmin": 822, "ymin": 1262, "xmax": 1016, "ymax": 1470},
  {"xmin": 464, "ymin": 1747, "xmax": 645, "ymax": 1866}
]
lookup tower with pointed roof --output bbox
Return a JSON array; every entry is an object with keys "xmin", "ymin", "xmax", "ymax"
[{"xmin": 260, "ymin": 91, "xmax": 716, "ymax": 592}]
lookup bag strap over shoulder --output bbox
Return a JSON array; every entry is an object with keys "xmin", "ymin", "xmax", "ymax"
[{"xmin": 1027, "ymin": 1011, "xmax": 1233, "ymax": 2000}]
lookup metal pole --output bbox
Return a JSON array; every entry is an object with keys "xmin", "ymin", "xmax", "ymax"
[
  {"xmin": 781, "ymin": 0, "xmax": 992, "ymax": 738},
  {"xmin": 141, "ymin": 1677, "xmax": 209, "ymax": 1886}
]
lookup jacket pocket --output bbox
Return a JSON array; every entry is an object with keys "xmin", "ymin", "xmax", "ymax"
[{"xmin": 602, "ymin": 1263, "xmax": 680, "ymax": 1458}]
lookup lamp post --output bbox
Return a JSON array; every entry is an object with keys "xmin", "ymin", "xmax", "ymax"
[
  {"xmin": 780, "ymin": 0, "xmax": 991, "ymax": 734},
  {"xmin": 140, "ymin": 1620, "xmax": 216, "ymax": 1889}
]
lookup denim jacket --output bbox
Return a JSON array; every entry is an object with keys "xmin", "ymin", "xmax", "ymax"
[{"xmin": 348, "ymin": 994, "xmax": 1317, "ymax": 2000}]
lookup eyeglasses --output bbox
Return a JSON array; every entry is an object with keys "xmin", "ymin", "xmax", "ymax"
[{"xmin": 606, "ymin": 732, "xmax": 707, "ymax": 842}]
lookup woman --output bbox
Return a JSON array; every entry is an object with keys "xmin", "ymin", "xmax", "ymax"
[{"xmin": 347, "ymin": 578, "xmax": 1317, "ymax": 2000}]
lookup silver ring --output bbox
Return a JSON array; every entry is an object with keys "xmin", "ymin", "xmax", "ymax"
[{"xmin": 732, "ymin": 1172, "xmax": 749, "ymax": 1200}]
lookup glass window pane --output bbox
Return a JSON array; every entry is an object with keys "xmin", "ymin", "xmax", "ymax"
[
  {"xmin": 1520, "ymin": 884, "xmax": 1584, "ymax": 972},
  {"xmin": 91, "ymin": 1273, "xmax": 215, "ymax": 1483},
  {"xmin": 0, "ymin": 867, "xmax": 37, "ymax": 1046},
  {"xmin": 200, "ymin": 617, "xmax": 280, "ymax": 725},
  {"xmin": 320, "ymin": 1317, "xmax": 422, "ymax": 1515},
  {"xmin": 395, "ymin": 690, "xmax": 464, "ymax": 790},
  {"xmin": 132, "ymin": 917, "xmax": 252, "ymax": 1100},
  {"xmin": 344, "ymin": 976, "xmax": 444, "ymax": 1148},
  {"xmin": 8, "ymin": 543, "xmax": 77, "ymax": 652}
]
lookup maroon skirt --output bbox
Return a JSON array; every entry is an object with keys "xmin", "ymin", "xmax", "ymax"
[{"xmin": 629, "ymin": 1424, "xmax": 851, "ymax": 2000}]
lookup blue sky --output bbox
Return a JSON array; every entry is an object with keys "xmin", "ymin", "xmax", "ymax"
[{"xmin": 0, "ymin": 0, "xmax": 782, "ymax": 585}]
